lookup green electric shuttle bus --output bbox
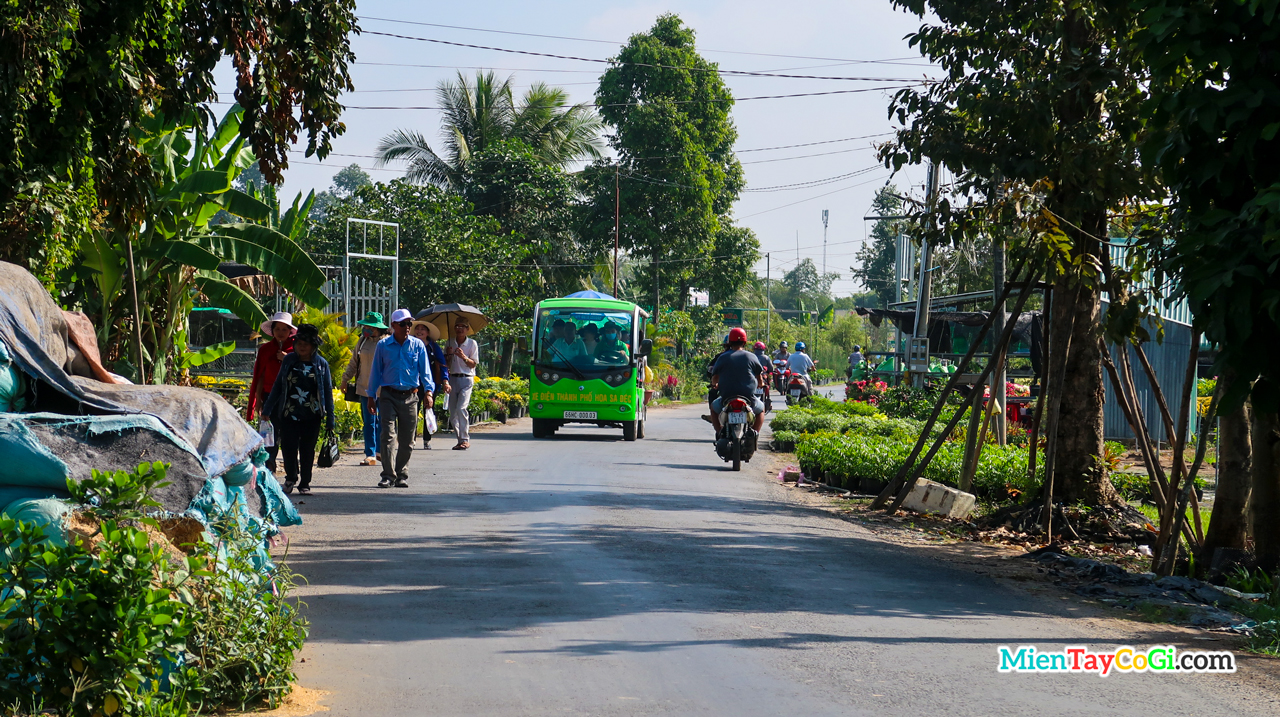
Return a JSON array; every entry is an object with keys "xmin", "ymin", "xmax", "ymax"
[{"xmin": 529, "ymin": 293, "xmax": 652, "ymax": 441}]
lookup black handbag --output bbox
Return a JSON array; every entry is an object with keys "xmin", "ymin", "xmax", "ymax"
[{"xmin": 317, "ymin": 431, "xmax": 340, "ymax": 468}]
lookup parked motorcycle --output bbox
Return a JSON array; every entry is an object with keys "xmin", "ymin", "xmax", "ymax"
[{"xmin": 714, "ymin": 396, "xmax": 758, "ymax": 471}]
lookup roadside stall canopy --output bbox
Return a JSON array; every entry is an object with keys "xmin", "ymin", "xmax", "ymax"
[{"xmin": 854, "ymin": 307, "xmax": 1045, "ymax": 375}]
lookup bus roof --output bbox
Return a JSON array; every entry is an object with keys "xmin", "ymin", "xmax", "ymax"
[{"xmin": 538, "ymin": 297, "xmax": 647, "ymax": 316}]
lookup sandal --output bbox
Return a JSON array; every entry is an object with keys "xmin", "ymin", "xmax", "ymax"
[
  {"xmin": 297, "ymin": 486, "xmax": 312, "ymax": 495},
  {"xmin": 283, "ymin": 480, "xmax": 296, "ymax": 494}
]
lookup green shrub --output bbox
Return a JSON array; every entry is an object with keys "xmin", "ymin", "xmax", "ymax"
[{"xmin": 0, "ymin": 462, "xmax": 309, "ymax": 715}]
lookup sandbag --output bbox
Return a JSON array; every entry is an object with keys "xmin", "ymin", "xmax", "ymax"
[
  {"xmin": 223, "ymin": 460, "xmax": 256, "ymax": 487},
  {"xmin": 1, "ymin": 497, "xmax": 70, "ymax": 547},
  {"xmin": 256, "ymin": 467, "xmax": 301, "ymax": 529},
  {"xmin": 0, "ymin": 415, "xmax": 70, "ymax": 488},
  {"xmin": 0, "ymin": 340, "xmax": 26, "ymax": 412},
  {"xmin": 0, "ymin": 485, "xmax": 72, "ymax": 507}
]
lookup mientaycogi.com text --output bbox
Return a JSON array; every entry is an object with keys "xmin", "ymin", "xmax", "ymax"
[{"xmin": 998, "ymin": 645, "xmax": 1236, "ymax": 676}]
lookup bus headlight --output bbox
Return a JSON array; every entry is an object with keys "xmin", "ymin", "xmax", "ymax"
[
  {"xmin": 540, "ymin": 371, "xmax": 552, "ymax": 382},
  {"xmin": 551, "ymin": 373, "xmax": 560, "ymax": 382}
]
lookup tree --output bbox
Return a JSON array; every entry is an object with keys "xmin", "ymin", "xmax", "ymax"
[
  {"xmin": 852, "ymin": 186, "xmax": 904, "ymax": 307},
  {"xmin": 75, "ymin": 105, "xmax": 326, "ymax": 383},
  {"xmin": 778, "ymin": 259, "xmax": 838, "ymax": 313},
  {"xmin": 585, "ymin": 14, "xmax": 746, "ymax": 315},
  {"xmin": 306, "ymin": 180, "xmax": 536, "ymax": 341},
  {"xmin": 691, "ymin": 225, "xmax": 760, "ymax": 306},
  {"xmin": 310, "ymin": 164, "xmax": 372, "ymax": 222},
  {"xmin": 375, "ymin": 72, "xmax": 603, "ymax": 189},
  {"xmin": 884, "ymin": 0, "xmax": 1155, "ymax": 506},
  {"xmin": 1134, "ymin": 0, "xmax": 1280, "ymax": 569},
  {"xmin": 0, "ymin": 0, "xmax": 357, "ymax": 272}
]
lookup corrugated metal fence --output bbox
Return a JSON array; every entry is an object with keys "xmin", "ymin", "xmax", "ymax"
[{"xmin": 1101, "ymin": 314, "xmax": 1197, "ymax": 443}]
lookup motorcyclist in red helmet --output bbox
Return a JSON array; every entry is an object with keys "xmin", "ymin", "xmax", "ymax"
[{"xmin": 709, "ymin": 327, "xmax": 766, "ymax": 433}]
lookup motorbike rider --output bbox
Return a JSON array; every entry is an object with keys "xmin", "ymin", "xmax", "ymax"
[
  {"xmin": 772, "ymin": 340, "xmax": 791, "ymax": 362},
  {"xmin": 788, "ymin": 341, "xmax": 817, "ymax": 394},
  {"xmin": 847, "ymin": 344, "xmax": 865, "ymax": 378},
  {"xmin": 710, "ymin": 328, "xmax": 766, "ymax": 434},
  {"xmin": 752, "ymin": 341, "xmax": 773, "ymax": 407},
  {"xmin": 702, "ymin": 334, "xmax": 734, "ymax": 424}
]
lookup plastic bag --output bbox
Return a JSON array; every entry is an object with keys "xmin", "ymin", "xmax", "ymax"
[
  {"xmin": 423, "ymin": 408, "xmax": 438, "ymax": 435},
  {"xmin": 258, "ymin": 419, "xmax": 275, "ymax": 448}
]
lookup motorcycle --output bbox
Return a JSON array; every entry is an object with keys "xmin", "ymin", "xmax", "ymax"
[
  {"xmin": 772, "ymin": 359, "xmax": 790, "ymax": 394},
  {"xmin": 786, "ymin": 372, "xmax": 811, "ymax": 406},
  {"xmin": 714, "ymin": 396, "xmax": 758, "ymax": 471},
  {"xmin": 755, "ymin": 368, "xmax": 773, "ymax": 412}
]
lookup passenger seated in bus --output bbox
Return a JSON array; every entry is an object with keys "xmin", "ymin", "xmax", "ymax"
[
  {"xmin": 549, "ymin": 319, "xmax": 585, "ymax": 361},
  {"xmin": 579, "ymin": 323, "xmax": 599, "ymax": 355},
  {"xmin": 593, "ymin": 321, "xmax": 630, "ymax": 364}
]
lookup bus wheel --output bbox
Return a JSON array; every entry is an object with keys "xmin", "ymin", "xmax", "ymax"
[
  {"xmin": 623, "ymin": 420, "xmax": 637, "ymax": 442},
  {"xmin": 532, "ymin": 418, "xmax": 550, "ymax": 438}
]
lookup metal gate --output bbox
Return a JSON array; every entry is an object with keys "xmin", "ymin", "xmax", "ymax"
[
  {"xmin": 344, "ymin": 218, "xmax": 399, "ymax": 328},
  {"xmin": 321, "ymin": 272, "xmax": 392, "ymax": 325}
]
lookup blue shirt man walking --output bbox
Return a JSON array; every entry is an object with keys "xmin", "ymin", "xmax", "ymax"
[{"xmin": 367, "ymin": 308, "xmax": 435, "ymax": 488}]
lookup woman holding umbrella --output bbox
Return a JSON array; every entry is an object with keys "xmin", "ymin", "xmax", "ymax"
[{"xmin": 419, "ymin": 304, "xmax": 487, "ymax": 451}]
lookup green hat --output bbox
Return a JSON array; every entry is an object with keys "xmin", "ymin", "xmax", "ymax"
[{"xmin": 356, "ymin": 311, "xmax": 388, "ymax": 330}]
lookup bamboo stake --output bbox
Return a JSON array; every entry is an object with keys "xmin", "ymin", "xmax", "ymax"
[
  {"xmin": 871, "ymin": 255, "xmax": 1038, "ymax": 509},
  {"xmin": 965, "ymin": 347, "xmax": 1005, "ymax": 492},
  {"xmin": 959, "ymin": 390, "xmax": 984, "ymax": 492},
  {"xmin": 1101, "ymin": 347, "xmax": 1169, "ymax": 514},
  {"xmin": 1156, "ymin": 392, "xmax": 1218, "ymax": 577},
  {"xmin": 125, "ymin": 237, "xmax": 146, "ymax": 385},
  {"xmin": 1112, "ymin": 346, "xmax": 1171, "ymax": 512},
  {"xmin": 887, "ymin": 274, "xmax": 1043, "ymax": 513},
  {"xmin": 1142, "ymin": 335, "xmax": 1203, "ymax": 543},
  {"xmin": 1025, "ymin": 287, "xmax": 1051, "ymax": 487}
]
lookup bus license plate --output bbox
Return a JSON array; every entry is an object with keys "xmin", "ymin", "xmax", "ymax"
[
  {"xmin": 790, "ymin": 389, "xmax": 801, "ymax": 397},
  {"xmin": 728, "ymin": 412, "xmax": 748, "ymax": 424},
  {"xmin": 564, "ymin": 411, "xmax": 597, "ymax": 420}
]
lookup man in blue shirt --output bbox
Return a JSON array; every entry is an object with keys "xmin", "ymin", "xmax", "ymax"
[
  {"xmin": 368, "ymin": 308, "xmax": 435, "ymax": 488},
  {"xmin": 787, "ymin": 341, "xmax": 816, "ymax": 394}
]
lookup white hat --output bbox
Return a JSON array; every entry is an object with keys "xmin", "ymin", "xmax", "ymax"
[
  {"xmin": 390, "ymin": 308, "xmax": 413, "ymax": 324},
  {"xmin": 259, "ymin": 311, "xmax": 297, "ymax": 336}
]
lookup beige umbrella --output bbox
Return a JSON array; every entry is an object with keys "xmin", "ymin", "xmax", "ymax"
[{"xmin": 416, "ymin": 304, "xmax": 489, "ymax": 337}]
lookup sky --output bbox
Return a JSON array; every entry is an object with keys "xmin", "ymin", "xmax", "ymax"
[{"xmin": 216, "ymin": 0, "xmax": 938, "ymax": 297}]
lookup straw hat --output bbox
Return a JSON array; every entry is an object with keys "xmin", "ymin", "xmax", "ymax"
[
  {"xmin": 259, "ymin": 311, "xmax": 297, "ymax": 337},
  {"xmin": 411, "ymin": 319, "xmax": 441, "ymax": 341}
]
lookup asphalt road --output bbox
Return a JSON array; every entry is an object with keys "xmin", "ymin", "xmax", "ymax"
[{"xmin": 285, "ymin": 399, "xmax": 1275, "ymax": 716}]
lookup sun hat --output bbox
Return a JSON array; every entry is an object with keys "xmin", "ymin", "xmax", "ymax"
[
  {"xmin": 411, "ymin": 319, "xmax": 441, "ymax": 341},
  {"xmin": 390, "ymin": 308, "xmax": 413, "ymax": 325},
  {"xmin": 454, "ymin": 317, "xmax": 472, "ymax": 329},
  {"xmin": 259, "ymin": 311, "xmax": 297, "ymax": 337},
  {"xmin": 294, "ymin": 323, "xmax": 324, "ymax": 347},
  {"xmin": 356, "ymin": 311, "xmax": 388, "ymax": 330}
]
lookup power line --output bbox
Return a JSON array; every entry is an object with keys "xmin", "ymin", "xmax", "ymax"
[
  {"xmin": 738, "ymin": 132, "xmax": 892, "ymax": 153},
  {"xmin": 740, "ymin": 146, "xmax": 874, "ymax": 165},
  {"xmin": 738, "ymin": 173, "xmax": 891, "ymax": 219},
  {"xmin": 360, "ymin": 30, "xmax": 931, "ymax": 83},
  {"xmin": 356, "ymin": 15, "xmax": 938, "ymax": 67}
]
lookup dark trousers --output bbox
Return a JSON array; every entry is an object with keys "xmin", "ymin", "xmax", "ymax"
[
  {"xmin": 264, "ymin": 444, "xmax": 279, "ymax": 472},
  {"xmin": 379, "ymin": 388, "xmax": 419, "ymax": 480},
  {"xmin": 277, "ymin": 418, "xmax": 322, "ymax": 488}
]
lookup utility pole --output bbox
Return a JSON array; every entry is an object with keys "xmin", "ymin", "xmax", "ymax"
[
  {"xmin": 614, "ymin": 164, "xmax": 621, "ymax": 297},
  {"xmin": 765, "ymin": 252, "xmax": 771, "ymax": 344},
  {"xmin": 911, "ymin": 161, "xmax": 940, "ymax": 388},
  {"xmin": 821, "ymin": 209, "xmax": 828, "ymax": 362}
]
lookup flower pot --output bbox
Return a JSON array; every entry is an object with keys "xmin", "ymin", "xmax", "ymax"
[{"xmin": 495, "ymin": 412, "xmax": 508, "ymax": 424}]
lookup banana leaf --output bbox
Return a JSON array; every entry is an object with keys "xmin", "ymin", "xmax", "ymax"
[
  {"xmin": 211, "ymin": 223, "xmax": 326, "ymax": 292},
  {"xmin": 193, "ymin": 234, "xmax": 328, "ymax": 307},
  {"xmin": 180, "ymin": 340, "xmax": 237, "ymax": 368},
  {"xmin": 169, "ymin": 170, "xmax": 232, "ymax": 198},
  {"xmin": 194, "ymin": 274, "xmax": 269, "ymax": 329},
  {"xmin": 144, "ymin": 240, "xmax": 223, "ymax": 272},
  {"xmin": 211, "ymin": 188, "xmax": 271, "ymax": 222}
]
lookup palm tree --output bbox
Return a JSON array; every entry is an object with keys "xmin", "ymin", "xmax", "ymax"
[{"xmin": 375, "ymin": 71, "xmax": 604, "ymax": 186}]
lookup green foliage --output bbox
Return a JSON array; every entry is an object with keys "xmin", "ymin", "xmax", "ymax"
[
  {"xmin": 182, "ymin": 515, "xmax": 308, "ymax": 710},
  {"xmin": 877, "ymin": 385, "xmax": 965, "ymax": 422},
  {"xmin": 0, "ymin": 517, "xmax": 194, "ymax": 716},
  {"xmin": 795, "ymin": 431, "xmax": 1042, "ymax": 502},
  {"xmin": 851, "ymin": 186, "xmax": 904, "ymax": 307},
  {"xmin": 72, "ymin": 104, "xmax": 326, "ymax": 383},
  {"xmin": 2, "ymin": 461, "xmax": 308, "ymax": 714},
  {"xmin": 1, "ymin": 0, "xmax": 356, "ymax": 274},
  {"xmin": 294, "ymin": 308, "xmax": 359, "ymax": 373},
  {"xmin": 1133, "ymin": 0, "xmax": 1280, "ymax": 410},
  {"xmin": 179, "ymin": 340, "xmax": 237, "ymax": 369},
  {"xmin": 67, "ymin": 461, "xmax": 169, "ymax": 520},
  {"xmin": 585, "ymin": 14, "xmax": 750, "ymax": 310},
  {"xmin": 307, "ymin": 181, "xmax": 537, "ymax": 341},
  {"xmin": 1197, "ymin": 378, "xmax": 1217, "ymax": 398}
]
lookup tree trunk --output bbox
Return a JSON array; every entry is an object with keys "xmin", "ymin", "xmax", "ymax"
[
  {"xmin": 1204, "ymin": 384, "xmax": 1251, "ymax": 554},
  {"xmin": 1250, "ymin": 407, "xmax": 1280, "ymax": 572},
  {"xmin": 1051, "ymin": 269, "xmax": 1120, "ymax": 506},
  {"xmin": 497, "ymin": 338, "xmax": 515, "ymax": 378}
]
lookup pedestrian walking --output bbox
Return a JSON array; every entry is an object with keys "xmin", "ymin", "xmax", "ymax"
[
  {"xmin": 367, "ymin": 308, "xmax": 435, "ymax": 488},
  {"xmin": 246, "ymin": 311, "xmax": 296, "ymax": 472},
  {"xmin": 445, "ymin": 318, "xmax": 479, "ymax": 450},
  {"xmin": 262, "ymin": 324, "xmax": 334, "ymax": 495},
  {"xmin": 411, "ymin": 317, "xmax": 450, "ymax": 449},
  {"xmin": 340, "ymin": 311, "xmax": 388, "ymax": 466}
]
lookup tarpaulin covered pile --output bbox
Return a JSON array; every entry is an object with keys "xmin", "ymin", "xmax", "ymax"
[{"xmin": 0, "ymin": 261, "xmax": 299, "ymax": 549}]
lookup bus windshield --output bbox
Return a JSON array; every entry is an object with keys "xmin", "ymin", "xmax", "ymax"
[{"xmin": 536, "ymin": 308, "xmax": 633, "ymax": 369}]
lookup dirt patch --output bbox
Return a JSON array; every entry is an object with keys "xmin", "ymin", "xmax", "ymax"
[
  {"xmin": 63, "ymin": 511, "xmax": 191, "ymax": 566},
  {"xmin": 228, "ymin": 686, "xmax": 330, "ymax": 716}
]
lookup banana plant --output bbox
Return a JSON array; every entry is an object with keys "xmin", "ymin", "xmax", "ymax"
[{"xmin": 80, "ymin": 105, "xmax": 327, "ymax": 383}]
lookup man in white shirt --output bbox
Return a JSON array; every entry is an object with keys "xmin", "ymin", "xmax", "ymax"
[
  {"xmin": 445, "ymin": 317, "xmax": 480, "ymax": 450},
  {"xmin": 787, "ymin": 341, "xmax": 816, "ymax": 393}
]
